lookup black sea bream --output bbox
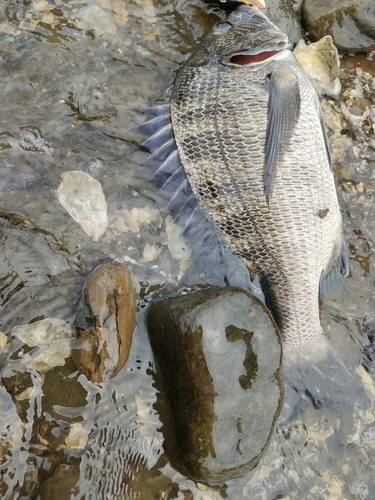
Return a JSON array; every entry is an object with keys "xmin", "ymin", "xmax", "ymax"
[{"xmin": 141, "ymin": 5, "xmax": 369, "ymax": 410}]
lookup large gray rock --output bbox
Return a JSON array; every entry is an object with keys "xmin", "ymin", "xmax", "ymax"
[
  {"xmin": 263, "ymin": 0, "xmax": 304, "ymax": 46},
  {"xmin": 147, "ymin": 286, "xmax": 283, "ymax": 485},
  {"xmin": 204, "ymin": 0, "xmax": 304, "ymax": 46},
  {"xmin": 302, "ymin": 0, "xmax": 375, "ymax": 53}
]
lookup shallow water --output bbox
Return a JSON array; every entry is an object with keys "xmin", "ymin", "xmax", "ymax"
[{"xmin": 0, "ymin": 1, "xmax": 374, "ymax": 498}]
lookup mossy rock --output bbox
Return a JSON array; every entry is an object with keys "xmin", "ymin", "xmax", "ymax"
[{"xmin": 147, "ymin": 286, "xmax": 283, "ymax": 485}]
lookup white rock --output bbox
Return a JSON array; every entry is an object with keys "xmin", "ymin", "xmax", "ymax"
[
  {"xmin": 340, "ymin": 102, "xmax": 370, "ymax": 126},
  {"xmin": 11, "ymin": 319, "xmax": 73, "ymax": 373},
  {"xmin": 294, "ymin": 36, "xmax": 341, "ymax": 98},
  {"xmin": 165, "ymin": 216, "xmax": 192, "ymax": 261},
  {"xmin": 65, "ymin": 423, "xmax": 89, "ymax": 450},
  {"xmin": 11, "ymin": 318, "xmax": 72, "ymax": 347},
  {"xmin": 130, "ymin": 207, "xmax": 162, "ymax": 226},
  {"xmin": 0, "ymin": 332, "xmax": 7, "ymax": 355},
  {"xmin": 140, "ymin": 243, "xmax": 163, "ymax": 263},
  {"xmin": 77, "ymin": 3, "xmax": 117, "ymax": 36},
  {"xmin": 22, "ymin": 339, "xmax": 72, "ymax": 372},
  {"xmin": 108, "ymin": 210, "xmax": 139, "ymax": 233},
  {"xmin": 100, "ymin": 0, "xmax": 128, "ymax": 26},
  {"xmin": 57, "ymin": 171, "xmax": 107, "ymax": 241}
]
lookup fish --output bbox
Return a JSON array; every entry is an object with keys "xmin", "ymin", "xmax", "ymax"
[{"xmin": 140, "ymin": 5, "xmax": 369, "ymax": 412}]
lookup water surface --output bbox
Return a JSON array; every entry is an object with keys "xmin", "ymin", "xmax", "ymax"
[{"xmin": 0, "ymin": 1, "xmax": 374, "ymax": 498}]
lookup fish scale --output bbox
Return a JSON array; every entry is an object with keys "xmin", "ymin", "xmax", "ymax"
[
  {"xmin": 171, "ymin": 14, "xmax": 344, "ymax": 360},
  {"xmin": 141, "ymin": 5, "xmax": 369, "ymax": 410}
]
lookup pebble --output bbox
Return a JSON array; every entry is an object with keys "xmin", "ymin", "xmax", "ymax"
[
  {"xmin": 11, "ymin": 319, "xmax": 73, "ymax": 373},
  {"xmin": 72, "ymin": 262, "xmax": 137, "ymax": 385},
  {"xmin": 57, "ymin": 170, "xmax": 108, "ymax": 242},
  {"xmin": 65, "ymin": 423, "xmax": 89, "ymax": 450},
  {"xmin": 11, "ymin": 318, "xmax": 73, "ymax": 347}
]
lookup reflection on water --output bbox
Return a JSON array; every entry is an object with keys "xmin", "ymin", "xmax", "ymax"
[{"xmin": 0, "ymin": 0, "xmax": 374, "ymax": 498}]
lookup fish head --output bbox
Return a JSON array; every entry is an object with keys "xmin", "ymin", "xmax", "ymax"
[{"xmin": 194, "ymin": 5, "xmax": 291, "ymax": 68}]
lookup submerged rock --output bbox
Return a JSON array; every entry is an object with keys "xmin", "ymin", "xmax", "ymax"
[
  {"xmin": 37, "ymin": 465, "xmax": 80, "ymax": 500},
  {"xmin": 72, "ymin": 262, "xmax": 137, "ymax": 385},
  {"xmin": 147, "ymin": 286, "xmax": 283, "ymax": 485},
  {"xmin": 11, "ymin": 318, "xmax": 73, "ymax": 373},
  {"xmin": 302, "ymin": 0, "xmax": 375, "ymax": 53},
  {"xmin": 57, "ymin": 171, "xmax": 107, "ymax": 242},
  {"xmin": 294, "ymin": 36, "xmax": 341, "ymax": 98}
]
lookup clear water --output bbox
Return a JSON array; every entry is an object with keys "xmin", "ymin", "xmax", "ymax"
[{"xmin": 0, "ymin": 0, "xmax": 374, "ymax": 498}]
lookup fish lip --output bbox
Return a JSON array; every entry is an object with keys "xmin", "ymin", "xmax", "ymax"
[{"xmin": 221, "ymin": 47, "xmax": 291, "ymax": 67}]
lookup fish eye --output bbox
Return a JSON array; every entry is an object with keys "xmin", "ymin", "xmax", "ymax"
[{"xmin": 213, "ymin": 21, "xmax": 233, "ymax": 34}]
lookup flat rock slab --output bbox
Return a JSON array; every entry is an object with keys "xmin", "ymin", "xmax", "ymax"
[
  {"xmin": 147, "ymin": 286, "xmax": 283, "ymax": 485},
  {"xmin": 302, "ymin": 0, "xmax": 375, "ymax": 53}
]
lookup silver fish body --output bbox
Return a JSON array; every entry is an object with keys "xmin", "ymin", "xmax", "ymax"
[
  {"xmin": 170, "ymin": 7, "xmax": 346, "ymax": 369},
  {"xmin": 140, "ymin": 5, "xmax": 369, "ymax": 409}
]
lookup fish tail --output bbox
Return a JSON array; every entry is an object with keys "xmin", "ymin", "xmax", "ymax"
[{"xmin": 280, "ymin": 337, "xmax": 370, "ymax": 421}]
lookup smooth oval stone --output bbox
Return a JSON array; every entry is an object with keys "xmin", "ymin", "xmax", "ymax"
[
  {"xmin": 57, "ymin": 170, "xmax": 108, "ymax": 242},
  {"xmin": 147, "ymin": 286, "xmax": 283, "ymax": 485},
  {"xmin": 302, "ymin": 0, "xmax": 375, "ymax": 53},
  {"xmin": 72, "ymin": 261, "xmax": 137, "ymax": 385}
]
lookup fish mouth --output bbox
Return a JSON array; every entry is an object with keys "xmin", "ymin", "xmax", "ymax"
[{"xmin": 222, "ymin": 48, "xmax": 289, "ymax": 67}]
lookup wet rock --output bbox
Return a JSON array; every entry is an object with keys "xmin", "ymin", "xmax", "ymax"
[
  {"xmin": 72, "ymin": 262, "xmax": 137, "ymax": 384},
  {"xmin": 165, "ymin": 215, "xmax": 191, "ymax": 262},
  {"xmin": 108, "ymin": 210, "xmax": 139, "ymax": 233},
  {"xmin": 11, "ymin": 318, "xmax": 73, "ymax": 372},
  {"xmin": 65, "ymin": 422, "xmax": 89, "ymax": 450},
  {"xmin": 294, "ymin": 36, "xmax": 341, "ymax": 98},
  {"xmin": 263, "ymin": 0, "xmax": 304, "ymax": 45},
  {"xmin": 11, "ymin": 318, "xmax": 72, "ymax": 347},
  {"xmin": 78, "ymin": 3, "xmax": 118, "ymax": 36},
  {"xmin": 302, "ymin": 0, "xmax": 375, "ymax": 53},
  {"xmin": 37, "ymin": 464, "xmax": 80, "ymax": 500},
  {"xmin": 42, "ymin": 358, "xmax": 88, "ymax": 422},
  {"xmin": 57, "ymin": 171, "xmax": 108, "ymax": 242},
  {"xmin": 0, "ymin": 386, "xmax": 26, "ymax": 494},
  {"xmin": 19, "ymin": 126, "xmax": 52, "ymax": 154},
  {"xmin": 203, "ymin": 0, "xmax": 303, "ymax": 46},
  {"xmin": 147, "ymin": 286, "xmax": 283, "ymax": 485}
]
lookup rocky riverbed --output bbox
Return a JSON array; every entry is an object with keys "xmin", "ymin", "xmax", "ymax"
[{"xmin": 0, "ymin": 0, "xmax": 375, "ymax": 498}]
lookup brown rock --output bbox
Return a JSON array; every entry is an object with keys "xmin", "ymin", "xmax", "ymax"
[
  {"xmin": 72, "ymin": 262, "xmax": 137, "ymax": 384},
  {"xmin": 37, "ymin": 464, "xmax": 80, "ymax": 500}
]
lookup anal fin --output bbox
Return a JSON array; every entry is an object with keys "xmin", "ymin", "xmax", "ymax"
[{"xmin": 320, "ymin": 236, "xmax": 350, "ymax": 300}]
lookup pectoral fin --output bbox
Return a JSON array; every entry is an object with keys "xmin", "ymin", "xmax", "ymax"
[
  {"xmin": 264, "ymin": 71, "xmax": 301, "ymax": 203},
  {"xmin": 319, "ymin": 236, "xmax": 350, "ymax": 299}
]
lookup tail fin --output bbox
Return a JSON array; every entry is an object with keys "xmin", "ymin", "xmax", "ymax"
[{"xmin": 280, "ymin": 341, "xmax": 370, "ymax": 423}]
